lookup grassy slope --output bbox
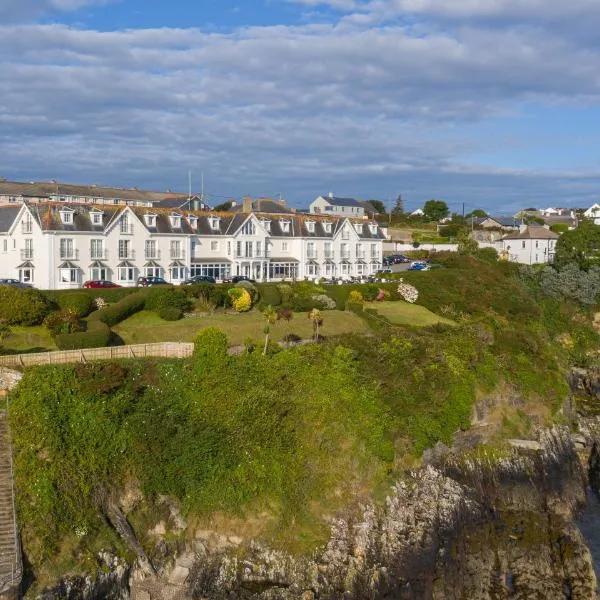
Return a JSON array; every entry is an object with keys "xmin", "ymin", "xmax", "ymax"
[
  {"xmin": 113, "ymin": 309, "xmax": 369, "ymax": 345},
  {"xmin": 2, "ymin": 326, "xmax": 56, "ymax": 353},
  {"xmin": 365, "ymin": 301, "xmax": 455, "ymax": 327},
  {"xmin": 9, "ymin": 254, "xmax": 599, "ymax": 589}
]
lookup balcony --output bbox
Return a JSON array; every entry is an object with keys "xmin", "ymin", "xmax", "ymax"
[
  {"xmin": 145, "ymin": 249, "xmax": 162, "ymax": 260},
  {"xmin": 356, "ymin": 252, "xmax": 366, "ymax": 260},
  {"xmin": 90, "ymin": 249, "xmax": 109, "ymax": 260},
  {"xmin": 340, "ymin": 252, "xmax": 351, "ymax": 260},
  {"xmin": 306, "ymin": 251, "xmax": 318, "ymax": 260},
  {"xmin": 324, "ymin": 251, "xmax": 335, "ymax": 260},
  {"xmin": 118, "ymin": 249, "xmax": 136, "ymax": 260},
  {"xmin": 169, "ymin": 249, "xmax": 186, "ymax": 260},
  {"xmin": 20, "ymin": 249, "xmax": 34, "ymax": 260},
  {"xmin": 59, "ymin": 248, "xmax": 79, "ymax": 260}
]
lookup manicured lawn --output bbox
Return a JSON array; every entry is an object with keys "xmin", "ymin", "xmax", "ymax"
[
  {"xmin": 114, "ymin": 309, "xmax": 369, "ymax": 346},
  {"xmin": 2, "ymin": 326, "xmax": 57, "ymax": 354},
  {"xmin": 365, "ymin": 301, "xmax": 455, "ymax": 327}
]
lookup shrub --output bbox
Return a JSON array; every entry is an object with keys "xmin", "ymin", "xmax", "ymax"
[
  {"xmin": 550, "ymin": 223, "xmax": 569, "ymax": 235},
  {"xmin": 539, "ymin": 263, "xmax": 600, "ymax": 306},
  {"xmin": 397, "ymin": 279, "xmax": 419, "ymax": 303},
  {"xmin": 311, "ymin": 294, "xmax": 336, "ymax": 310},
  {"xmin": 145, "ymin": 288, "xmax": 191, "ymax": 313},
  {"xmin": 0, "ymin": 286, "xmax": 51, "ymax": 325},
  {"xmin": 186, "ymin": 283, "xmax": 214, "ymax": 300},
  {"xmin": 158, "ymin": 307, "xmax": 183, "ymax": 321},
  {"xmin": 290, "ymin": 296, "xmax": 321, "ymax": 312},
  {"xmin": 228, "ymin": 288, "xmax": 252, "ymax": 312},
  {"xmin": 43, "ymin": 308, "xmax": 83, "ymax": 337},
  {"xmin": 89, "ymin": 291, "xmax": 148, "ymax": 326},
  {"xmin": 57, "ymin": 293, "xmax": 95, "ymax": 317},
  {"xmin": 477, "ymin": 247, "xmax": 498, "ymax": 263},
  {"xmin": 277, "ymin": 284, "xmax": 293, "ymax": 304},
  {"xmin": 257, "ymin": 284, "xmax": 282, "ymax": 309},
  {"xmin": 349, "ymin": 290, "xmax": 364, "ymax": 304},
  {"xmin": 282, "ymin": 332, "xmax": 302, "ymax": 343},
  {"xmin": 361, "ymin": 284, "xmax": 380, "ymax": 302},
  {"xmin": 235, "ymin": 281, "xmax": 258, "ymax": 302},
  {"xmin": 194, "ymin": 327, "xmax": 228, "ymax": 361},
  {"xmin": 55, "ymin": 321, "xmax": 112, "ymax": 350},
  {"xmin": 94, "ymin": 297, "xmax": 108, "ymax": 310}
]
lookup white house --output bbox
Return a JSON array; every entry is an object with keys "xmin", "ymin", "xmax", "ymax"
[
  {"xmin": 584, "ymin": 204, "xmax": 600, "ymax": 225},
  {"xmin": 496, "ymin": 225, "xmax": 559, "ymax": 265},
  {"xmin": 0, "ymin": 203, "xmax": 385, "ymax": 289},
  {"xmin": 410, "ymin": 208, "xmax": 425, "ymax": 217},
  {"xmin": 310, "ymin": 194, "xmax": 366, "ymax": 219}
]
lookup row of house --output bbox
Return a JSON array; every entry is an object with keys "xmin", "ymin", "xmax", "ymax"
[{"xmin": 0, "ymin": 202, "xmax": 386, "ymax": 289}]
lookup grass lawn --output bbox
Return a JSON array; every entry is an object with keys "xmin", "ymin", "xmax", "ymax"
[
  {"xmin": 2, "ymin": 325, "xmax": 57, "ymax": 354},
  {"xmin": 365, "ymin": 301, "xmax": 455, "ymax": 327},
  {"xmin": 114, "ymin": 309, "xmax": 369, "ymax": 346}
]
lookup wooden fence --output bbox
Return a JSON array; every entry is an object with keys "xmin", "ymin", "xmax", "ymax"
[{"xmin": 0, "ymin": 342, "xmax": 194, "ymax": 368}]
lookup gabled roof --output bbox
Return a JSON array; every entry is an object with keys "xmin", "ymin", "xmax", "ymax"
[
  {"xmin": 503, "ymin": 226, "xmax": 559, "ymax": 240},
  {"xmin": 319, "ymin": 195, "xmax": 364, "ymax": 208},
  {"xmin": 0, "ymin": 206, "xmax": 22, "ymax": 233},
  {"xmin": 230, "ymin": 198, "xmax": 294, "ymax": 214}
]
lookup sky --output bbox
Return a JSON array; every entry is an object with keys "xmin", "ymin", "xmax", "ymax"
[{"xmin": 1, "ymin": 0, "xmax": 600, "ymax": 213}]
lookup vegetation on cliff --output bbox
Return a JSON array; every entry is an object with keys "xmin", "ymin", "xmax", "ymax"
[{"xmin": 8, "ymin": 255, "xmax": 599, "ymax": 589}]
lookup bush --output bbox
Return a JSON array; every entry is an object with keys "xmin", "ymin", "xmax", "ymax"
[
  {"xmin": 349, "ymin": 290, "xmax": 364, "ymax": 304},
  {"xmin": 43, "ymin": 308, "xmax": 83, "ymax": 337},
  {"xmin": 55, "ymin": 321, "xmax": 112, "ymax": 350},
  {"xmin": 550, "ymin": 223, "xmax": 569, "ymax": 235},
  {"xmin": 257, "ymin": 284, "xmax": 282, "ymax": 309},
  {"xmin": 277, "ymin": 284, "xmax": 293, "ymax": 304},
  {"xmin": 145, "ymin": 288, "xmax": 191, "ymax": 313},
  {"xmin": 282, "ymin": 332, "xmax": 302, "ymax": 343},
  {"xmin": 89, "ymin": 291, "xmax": 148, "ymax": 326},
  {"xmin": 194, "ymin": 327, "xmax": 229, "ymax": 361},
  {"xmin": 361, "ymin": 284, "xmax": 380, "ymax": 302},
  {"xmin": 158, "ymin": 307, "xmax": 183, "ymax": 321},
  {"xmin": 44, "ymin": 287, "xmax": 138, "ymax": 304},
  {"xmin": 0, "ymin": 286, "xmax": 51, "ymax": 325},
  {"xmin": 477, "ymin": 247, "xmax": 498, "ymax": 263},
  {"xmin": 311, "ymin": 294, "xmax": 336, "ymax": 310},
  {"xmin": 57, "ymin": 293, "xmax": 95, "ymax": 317},
  {"xmin": 228, "ymin": 288, "xmax": 252, "ymax": 312},
  {"xmin": 235, "ymin": 280, "xmax": 258, "ymax": 301},
  {"xmin": 290, "ymin": 296, "xmax": 322, "ymax": 312}
]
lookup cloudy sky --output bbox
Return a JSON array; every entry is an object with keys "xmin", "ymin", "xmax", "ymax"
[{"xmin": 1, "ymin": 0, "xmax": 600, "ymax": 213}]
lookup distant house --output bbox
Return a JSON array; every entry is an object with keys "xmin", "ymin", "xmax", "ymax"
[
  {"xmin": 584, "ymin": 204, "xmax": 600, "ymax": 225},
  {"xmin": 410, "ymin": 208, "xmax": 425, "ymax": 217},
  {"xmin": 230, "ymin": 196, "xmax": 294, "ymax": 215},
  {"xmin": 310, "ymin": 194, "xmax": 366, "ymax": 218},
  {"xmin": 473, "ymin": 216, "xmax": 523, "ymax": 231},
  {"xmin": 496, "ymin": 225, "xmax": 559, "ymax": 265},
  {"xmin": 155, "ymin": 195, "xmax": 210, "ymax": 211}
]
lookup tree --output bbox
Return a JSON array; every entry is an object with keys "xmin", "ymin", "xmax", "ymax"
[
  {"xmin": 391, "ymin": 194, "xmax": 405, "ymax": 215},
  {"xmin": 465, "ymin": 209, "xmax": 488, "ymax": 219},
  {"xmin": 214, "ymin": 201, "xmax": 232, "ymax": 211},
  {"xmin": 554, "ymin": 220, "xmax": 600, "ymax": 269},
  {"xmin": 367, "ymin": 199, "xmax": 386, "ymax": 214},
  {"xmin": 423, "ymin": 199, "xmax": 449, "ymax": 222},
  {"xmin": 457, "ymin": 234, "xmax": 478, "ymax": 255},
  {"xmin": 308, "ymin": 308, "xmax": 323, "ymax": 341},
  {"xmin": 440, "ymin": 216, "xmax": 468, "ymax": 238}
]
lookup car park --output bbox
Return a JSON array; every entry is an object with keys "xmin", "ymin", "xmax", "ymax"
[
  {"xmin": 0, "ymin": 278, "xmax": 33, "ymax": 288},
  {"xmin": 82, "ymin": 280, "xmax": 121, "ymax": 288},
  {"xmin": 183, "ymin": 275, "xmax": 216, "ymax": 285},
  {"xmin": 135, "ymin": 276, "xmax": 170, "ymax": 287},
  {"xmin": 408, "ymin": 261, "xmax": 430, "ymax": 271},
  {"xmin": 383, "ymin": 254, "xmax": 410, "ymax": 265}
]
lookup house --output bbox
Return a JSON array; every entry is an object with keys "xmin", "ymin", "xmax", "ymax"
[
  {"xmin": 0, "ymin": 178, "xmax": 188, "ymax": 208},
  {"xmin": 584, "ymin": 204, "xmax": 600, "ymax": 225},
  {"xmin": 476, "ymin": 216, "xmax": 523, "ymax": 230},
  {"xmin": 496, "ymin": 225, "xmax": 559, "ymax": 265},
  {"xmin": 230, "ymin": 197, "xmax": 294, "ymax": 215},
  {"xmin": 410, "ymin": 208, "xmax": 425, "ymax": 217},
  {"xmin": 310, "ymin": 193, "xmax": 366, "ymax": 218},
  {"xmin": 0, "ymin": 203, "xmax": 386, "ymax": 289}
]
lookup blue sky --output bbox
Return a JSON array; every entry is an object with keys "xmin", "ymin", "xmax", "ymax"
[{"xmin": 1, "ymin": 0, "xmax": 600, "ymax": 213}]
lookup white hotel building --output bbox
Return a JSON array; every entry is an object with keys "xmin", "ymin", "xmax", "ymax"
[{"xmin": 0, "ymin": 203, "xmax": 385, "ymax": 289}]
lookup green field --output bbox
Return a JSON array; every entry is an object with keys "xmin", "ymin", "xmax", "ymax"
[
  {"xmin": 366, "ymin": 301, "xmax": 455, "ymax": 327},
  {"xmin": 114, "ymin": 309, "xmax": 368, "ymax": 346}
]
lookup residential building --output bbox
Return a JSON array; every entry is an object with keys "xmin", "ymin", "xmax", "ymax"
[
  {"xmin": 496, "ymin": 225, "xmax": 559, "ymax": 265},
  {"xmin": 310, "ymin": 193, "xmax": 367, "ymax": 218},
  {"xmin": 584, "ymin": 204, "xmax": 600, "ymax": 225},
  {"xmin": 0, "ymin": 203, "xmax": 385, "ymax": 289}
]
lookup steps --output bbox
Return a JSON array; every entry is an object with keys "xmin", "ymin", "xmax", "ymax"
[{"xmin": 0, "ymin": 411, "xmax": 21, "ymax": 594}]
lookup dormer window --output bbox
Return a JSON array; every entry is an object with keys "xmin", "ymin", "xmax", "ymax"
[
  {"xmin": 241, "ymin": 220, "xmax": 256, "ymax": 235},
  {"xmin": 170, "ymin": 213, "xmax": 182, "ymax": 229},
  {"xmin": 280, "ymin": 220, "xmax": 291, "ymax": 233},
  {"xmin": 144, "ymin": 213, "xmax": 157, "ymax": 228},
  {"xmin": 323, "ymin": 221, "xmax": 332, "ymax": 233},
  {"xmin": 306, "ymin": 220, "xmax": 315, "ymax": 233},
  {"xmin": 91, "ymin": 211, "xmax": 103, "ymax": 226},
  {"xmin": 60, "ymin": 209, "xmax": 73, "ymax": 224},
  {"xmin": 209, "ymin": 216, "xmax": 221, "ymax": 231},
  {"xmin": 369, "ymin": 224, "xmax": 378, "ymax": 235},
  {"xmin": 189, "ymin": 216, "xmax": 198, "ymax": 229},
  {"xmin": 261, "ymin": 219, "xmax": 271, "ymax": 232},
  {"xmin": 355, "ymin": 223, "xmax": 363, "ymax": 234}
]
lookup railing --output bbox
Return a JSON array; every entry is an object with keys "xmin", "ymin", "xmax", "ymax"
[
  {"xmin": 145, "ymin": 249, "xmax": 161, "ymax": 260},
  {"xmin": 90, "ymin": 249, "xmax": 109, "ymax": 260},
  {"xmin": 118, "ymin": 249, "xmax": 136, "ymax": 260},
  {"xmin": 324, "ymin": 252, "xmax": 335, "ymax": 260},
  {"xmin": 340, "ymin": 253, "xmax": 351, "ymax": 260},
  {"xmin": 20, "ymin": 249, "xmax": 33, "ymax": 260},
  {"xmin": 59, "ymin": 249, "xmax": 79, "ymax": 260},
  {"xmin": 306, "ymin": 251, "xmax": 318, "ymax": 260},
  {"xmin": 0, "ymin": 342, "xmax": 194, "ymax": 367},
  {"xmin": 356, "ymin": 252, "xmax": 366, "ymax": 260},
  {"xmin": 169, "ymin": 249, "xmax": 186, "ymax": 260}
]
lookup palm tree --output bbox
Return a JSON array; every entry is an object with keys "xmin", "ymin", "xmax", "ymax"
[{"xmin": 308, "ymin": 308, "xmax": 324, "ymax": 341}]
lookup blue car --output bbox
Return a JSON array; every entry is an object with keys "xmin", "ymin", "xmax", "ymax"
[{"xmin": 408, "ymin": 261, "xmax": 430, "ymax": 271}]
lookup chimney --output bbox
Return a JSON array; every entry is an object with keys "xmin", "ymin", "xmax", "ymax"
[
  {"xmin": 231, "ymin": 200, "xmax": 237, "ymax": 208},
  {"xmin": 242, "ymin": 196, "xmax": 253, "ymax": 213},
  {"xmin": 328, "ymin": 192, "xmax": 334, "ymax": 199}
]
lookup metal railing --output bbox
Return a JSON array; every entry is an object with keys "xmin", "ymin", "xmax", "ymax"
[
  {"xmin": 169, "ymin": 249, "xmax": 186, "ymax": 260},
  {"xmin": 20, "ymin": 249, "xmax": 33, "ymax": 260},
  {"xmin": 59, "ymin": 248, "xmax": 79, "ymax": 260},
  {"xmin": 90, "ymin": 249, "xmax": 109, "ymax": 260},
  {"xmin": 118, "ymin": 249, "xmax": 136, "ymax": 260},
  {"xmin": 145, "ymin": 249, "xmax": 161, "ymax": 260}
]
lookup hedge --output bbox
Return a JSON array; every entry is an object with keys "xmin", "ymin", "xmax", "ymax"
[
  {"xmin": 0, "ymin": 286, "xmax": 51, "ymax": 325},
  {"xmin": 158, "ymin": 307, "xmax": 183, "ymax": 321},
  {"xmin": 57, "ymin": 293, "xmax": 95, "ymax": 317},
  {"xmin": 145, "ymin": 288, "xmax": 191, "ymax": 312},
  {"xmin": 256, "ymin": 284, "xmax": 282, "ymax": 309},
  {"xmin": 55, "ymin": 321, "xmax": 113, "ymax": 350},
  {"xmin": 44, "ymin": 287, "xmax": 140, "ymax": 304},
  {"xmin": 88, "ymin": 291, "xmax": 148, "ymax": 327}
]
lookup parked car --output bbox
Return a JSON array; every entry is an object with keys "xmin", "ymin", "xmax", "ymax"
[
  {"xmin": 82, "ymin": 280, "xmax": 121, "ymax": 288},
  {"xmin": 183, "ymin": 275, "xmax": 216, "ymax": 285},
  {"xmin": 384, "ymin": 254, "xmax": 410, "ymax": 265},
  {"xmin": 228, "ymin": 275, "xmax": 256, "ymax": 284},
  {"xmin": 0, "ymin": 278, "xmax": 33, "ymax": 288},
  {"xmin": 135, "ymin": 276, "xmax": 170, "ymax": 287},
  {"xmin": 408, "ymin": 261, "xmax": 430, "ymax": 271}
]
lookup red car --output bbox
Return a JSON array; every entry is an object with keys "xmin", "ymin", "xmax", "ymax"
[{"xmin": 82, "ymin": 280, "xmax": 121, "ymax": 288}]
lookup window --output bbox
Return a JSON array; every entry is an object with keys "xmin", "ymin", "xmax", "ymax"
[
  {"xmin": 280, "ymin": 220, "xmax": 290, "ymax": 233},
  {"xmin": 342, "ymin": 227, "xmax": 349, "ymax": 240},
  {"xmin": 119, "ymin": 239, "xmax": 131, "ymax": 259},
  {"xmin": 91, "ymin": 266, "xmax": 108, "ymax": 281},
  {"xmin": 306, "ymin": 262, "xmax": 319, "ymax": 276},
  {"xmin": 245, "ymin": 241, "xmax": 253, "ymax": 258},
  {"xmin": 256, "ymin": 241, "xmax": 262, "ymax": 257},
  {"xmin": 145, "ymin": 266, "xmax": 161, "ymax": 278},
  {"xmin": 19, "ymin": 267, "xmax": 33, "ymax": 283},
  {"xmin": 118, "ymin": 266, "xmax": 135, "ymax": 282},
  {"xmin": 209, "ymin": 217, "xmax": 220, "ymax": 231},
  {"xmin": 211, "ymin": 241, "xmax": 219, "ymax": 252},
  {"xmin": 356, "ymin": 243, "xmax": 364, "ymax": 259},
  {"xmin": 189, "ymin": 263, "xmax": 231, "ymax": 280},
  {"xmin": 306, "ymin": 221, "xmax": 315, "ymax": 233},
  {"xmin": 170, "ymin": 214, "xmax": 182, "ymax": 229},
  {"xmin": 22, "ymin": 239, "xmax": 33, "ymax": 260},
  {"xmin": 189, "ymin": 216, "xmax": 198, "ymax": 229},
  {"xmin": 2, "ymin": 240, "xmax": 6, "ymax": 252},
  {"xmin": 170, "ymin": 265, "xmax": 185, "ymax": 281},
  {"xmin": 522, "ymin": 241, "xmax": 526, "ymax": 249},
  {"xmin": 60, "ymin": 210, "xmax": 73, "ymax": 224},
  {"xmin": 145, "ymin": 240, "xmax": 157, "ymax": 259},
  {"xmin": 90, "ymin": 239, "xmax": 104, "ymax": 259},
  {"xmin": 241, "ymin": 220, "xmax": 256, "ymax": 235},
  {"xmin": 355, "ymin": 223, "xmax": 363, "ymax": 234},
  {"xmin": 170, "ymin": 241, "xmax": 182, "ymax": 259},
  {"xmin": 227, "ymin": 241, "xmax": 231, "ymax": 256},
  {"xmin": 261, "ymin": 219, "xmax": 271, "ymax": 232},
  {"xmin": 91, "ymin": 212, "xmax": 103, "ymax": 226},
  {"xmin": 307, "ymin": 242, "xmax": 316, "ymax": 259},
  {"xmin": 369, "ymin": 224, "xmax": 378, "ymax": 235},
  {"xmin": 282, "ymin": 241, "xmax": 288, "ymax": 252},
  {"xmin": 370, "ymin": 243, "xmax": 378, "ymax": 258},
  {"xmin": 324, "ymin": 242, "xmax": 333, "ymax": 259},
  {"xmin": 144, "ymin": 214, "xmax": 156, "ymax": 227},
  {"xmin": 22, "ymin": 216, "xmax": 33, "ymax": 233},
  {"xmin": 236, "ymin": 241, "xmax": 242, "ymax": 257},
  {"xmin": 323, "ymin": 222, "xmax": 332, "ymax": 233},
  {"xmin": 120, "ymin": 215, "xmax": 131, "ymax": 234},
  {"xmin": 341, "ymin": 243, "xmax": 349, "ymax": 259},
  {"xmin": 535, "ymin": 240, "xmax": 539, "ymax": 248},
  {"xmin": 60, "ymin": 238, "xmax": 74, "ymax": 259}
]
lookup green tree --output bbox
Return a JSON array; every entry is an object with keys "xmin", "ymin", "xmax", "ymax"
[
  {"xmin": 466, "ymin": 209, "xmax": 488, "ymax": 219},
  {"xmin": 367, "ymin": 199, "xmax": 386, "ymax": 214},
  {"xmin": 423, "ymin": 199, "xmax": 449, "ymax": 222},
  {"xmin": 554, "ymin": 220, "xmax": 600, "ymax": 269},
  {"xmin": 391, "ymin": 194, "xmax": 405, "ymax": 215},
  {"xmin": 214, "ymin": 201, "xmax": 233, "ymax": 211},
  {"xmin": 457, "ymin": 234, "xmax": 479, "ymax": 255}
]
